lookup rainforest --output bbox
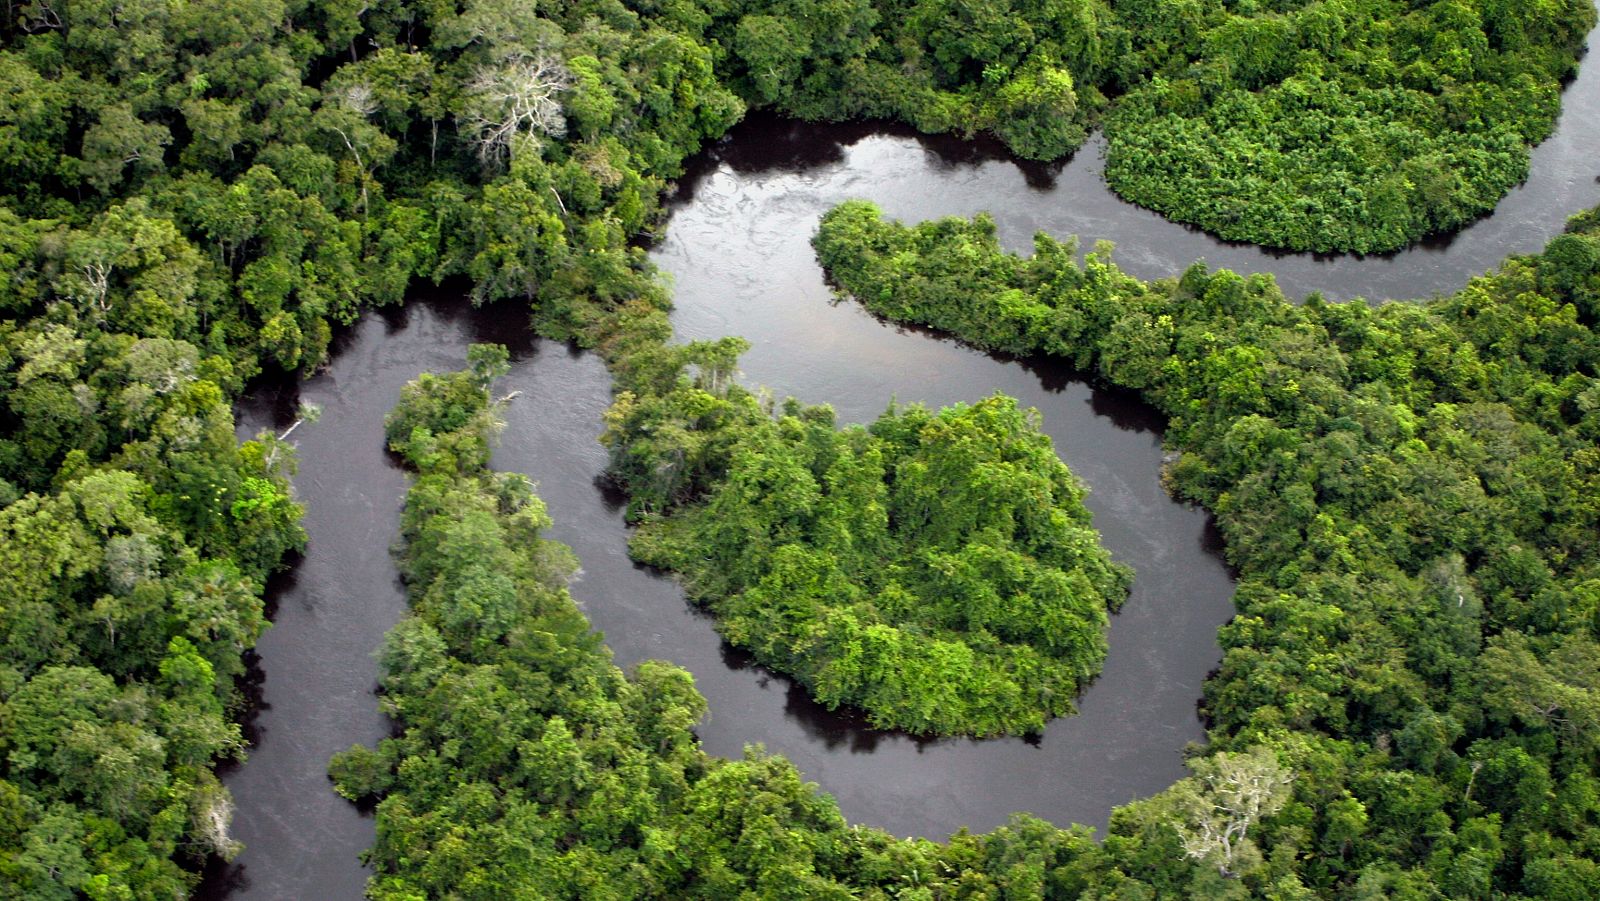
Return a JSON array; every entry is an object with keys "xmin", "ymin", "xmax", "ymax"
[{"xmin": 1, "ymin": 0, "xmax": 1599, "ymax": 898}]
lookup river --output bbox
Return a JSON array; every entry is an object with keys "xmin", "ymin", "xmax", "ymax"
[{"xmin": 202, "ymin": 22, "xmax": 1600, "ymax": 898}]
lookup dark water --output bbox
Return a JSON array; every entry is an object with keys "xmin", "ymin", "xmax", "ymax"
[
  {"xmin": 206, "ymin": 18, "xmax": 1600, "ymax": 898},
  {"xmin": 205, "ymin": 295, "xmax": 1228, "ymax": 901},
  {"xmin": 513, "ymin": 345, "xmax": 1236, "ymax": 840},
  {"xmin": 201, "ymin": 299, "xmax": 539, "ymax": 900},
  {"xmin": 671, "ymin": 28, "xmax": 1599, "ymax": 306}
]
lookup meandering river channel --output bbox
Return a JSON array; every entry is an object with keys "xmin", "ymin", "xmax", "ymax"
[{"xmin": 203, "ymin": 26, "xmax": 1600, "ymax": 897}]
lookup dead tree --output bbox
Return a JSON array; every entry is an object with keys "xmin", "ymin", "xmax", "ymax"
[{"xmin": 463, "ymin": 51, "xmax": 573, "ymax": 166}]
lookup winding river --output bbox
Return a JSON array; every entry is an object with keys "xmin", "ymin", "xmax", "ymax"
[{"xmin": 203, "ymin": 24, "xmax": 1600, "ymax": 899}]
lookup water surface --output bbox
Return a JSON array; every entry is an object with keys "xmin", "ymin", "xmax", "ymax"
[
  {"xmin": 674, "ymin": 17, "xmax": 1598, "ymax": 307},
  {"xmin": 206, "ymin": 19, "xmax": 1599, "ymax": 896},
  {"xmin": 203, "ymin": 299, "xmax": 536, "ymax": 899}
]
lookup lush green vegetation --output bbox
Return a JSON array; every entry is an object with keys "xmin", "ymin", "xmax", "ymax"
[
  {"xmin": 0, "ymin": 331, "xmax": 304, "ymax": 896},
  {"xmin": 334, "ymin": 351, "xmax": 1132, "ymax": 899},
  {"xmin": 816, "ymin": 198, "xmax": 1600, "ymax": 895},
  {"xmin": 605, "ymin": 377, "xmax": 1129, "ymax": 736},
  {"xmin": 711, "ymin": 0, "xmax": 1598, "ymax": 252},
  {"xmin": 1, "ymin": 0, "xmax": 1597, "ymax": 893},
  {"xmin": 710, "ymin": 0, "xmax": 1105, "ymax": 160},
  {"xmin": 722, "ymin": 0, "xmax": 1598, "ymax": 251},
  {"xmin": 0, "ymin": 0, "xmax": 747, "ymax": 887},
  {"xmin": 340, "ymin": 189, "xmax": 1600, "ymax": 895},
  {"xmin": 1102, "ymin": 0, "xmax": 1597, "ymax": 252}
]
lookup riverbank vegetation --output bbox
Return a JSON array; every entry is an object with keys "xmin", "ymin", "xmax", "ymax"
[
  {"xmin": 816, "ymin": 198, "xmax": 1600, "ymax": 896},
  {"xmin": 0, "ymin": 336, "xmax": 304, "ymax": 895},
  {"xmin": 1101, "ymin": 0, "xmax": 1597, "ymax": 252},
  {"xmin": 605, "ymin": 379, "xmax": 1130, "ymax": 736},
  {"xmin": 0, "ymin": 0, "xmax": 742, "ymax": 886},
  {"xmin": 1, "ymin": 0, "xmax": 1597, "ymax": 893},
  {"xmin": 334, "ymin": 352, "xmax": 1129, "ymax": 898},
  {"xmin": 711, "ymin": 0, "xmax": 1597, "ymax": 251},
  {"xmin": 342, "ymin": 185, "xmax": 1600, "ymax": 896}
]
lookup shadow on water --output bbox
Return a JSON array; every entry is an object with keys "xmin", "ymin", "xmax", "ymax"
[
  {"xmin": 207, "ymin": 17, "xmax": 1600, "ymax": 897},
  {"xmin": 667, "ymin": 16, "xmax": 1599, "ymax": 303}
]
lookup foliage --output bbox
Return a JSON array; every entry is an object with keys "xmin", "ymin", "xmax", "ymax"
[
  {"xmin": 605, "ymin": 379, "xmax": 1130, "ymax": 736},
  {"xmin": 0, "ymin": 0, "xmax": 742, "ymax": 884},
  {"xmin": 0, "ymin": 369, "xmax": 301, "ymax": 895},
  {"xmin": 0, "ymin": 0, "xmax": 1595, "ymax": 891},
  {"xmin": 815, "ymin": 197, "xmax": 1600, "ymax": 894},
  {"xmin": 705, "ymin": 0, "xmax": 1597, "ymax": 250},
  {"xmin": 340, "ymin": 351, "xmax": 1120, "ymax": 898},
  {"xmin": 1101, "ymin": 0, "xmax": 1597, "ymax": 252},
  {"xmin": 0, "ymin": 465, "xmax": 300, "ymax": 895}
]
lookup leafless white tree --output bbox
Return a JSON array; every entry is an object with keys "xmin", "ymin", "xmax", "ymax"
[
  {"xmin": 1171, "ymin": 747, "xmax": 1294, "ymax": 877},
  {"xmin": 323, "ymin": 82, "xmax": 383, "ymax": 214},
  {"xmin": 193, "ymin": 784, "xmax": 243, "ymax": 860},
  {"xmin": 463, "ymin": 51, "xmax": 573, "ymax": 166},
  {"xmin": 338, "ymin": 82, "xmax": 379, "ymax": 118},
  {"xmin": 59, "ymin": 233, "xmax": 120, "ymax": 313},
  {"xmin": 79, "ymin": 257, "xmax": 114, "ymax": 311}
]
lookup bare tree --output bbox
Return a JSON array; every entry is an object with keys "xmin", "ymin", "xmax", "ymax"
[
  {"xmin": 62, "ymin": 233, "xmax": 121, "ymax": 313},
  {"xmin": 79, "ymin": 257, "xmax": 114, "ymax": 311},
  {"xmin": 192, "ymin": 783, "xmax": 243, "ymax": 860},
  {"xmin": 263, "ymin": 402, "xmax": 321, "ymax": 471},
  {"xmin": 1171, "ymin": 747, "xmax": 1294, "ymax": 878},
  {"xmin": 463, "ymin": 51, "xmax": 573, "ymax": 166},
  {"xmin": 321, "ymin": 82, "xmax": 384, "ymax": 215},
  {"xmin": 17, "ymin": 0, "xmax": 62, "ymax": 32}
]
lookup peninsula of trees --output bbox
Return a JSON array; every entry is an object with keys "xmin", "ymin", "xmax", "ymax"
[
  {"xmin": 0, "ymin": 0, "xmax": 1598, "ymax": 896},
  {"xmin": 332, "ymin": 353, "xmax": 1261, "ymax": 898},
  {"xmin": 815, "ymin": 197, "xmax": 1600, "ymax": 897},
  {"xmin": 608, "ymin": 378, "xmax": 1130, "ymax": 737}
]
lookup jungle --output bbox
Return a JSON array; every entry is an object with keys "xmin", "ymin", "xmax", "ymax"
[{"xmin": 0, "ymin": 0, "xmax": 1597, "ymax": 897}]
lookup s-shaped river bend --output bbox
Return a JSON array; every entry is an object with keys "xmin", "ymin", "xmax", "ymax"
[{"xmin": 203, "ymin": 26, "xmax": 1600, "ymax": 898}]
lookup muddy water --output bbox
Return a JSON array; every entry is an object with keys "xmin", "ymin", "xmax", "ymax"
[{"xmin": 206, "ymin": 20, "xmax": 1599, "ymax": 897}]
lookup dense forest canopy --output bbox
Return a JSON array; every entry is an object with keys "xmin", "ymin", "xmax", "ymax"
[
  {"xmin": 813, "ymin": 199, "xmax": 1600, "ymax": 897},
  {"xmin": 0, "ymin": 0, "xmax": 1597, "ymax": 895},
  {"xmin": 337, "ymin": 183, "xmax": 1600, "ymax": 895},
  {"xmin": 336, "ymin": 354, "xmax": 1256, "ymax": 899},
  {"xmin": 607, "ymin": 379, "xmax": 1131, "ymax": 736},
  {"xmin": 1101, "ymin": 0, "xmax": 1597, "ymax": 251}
]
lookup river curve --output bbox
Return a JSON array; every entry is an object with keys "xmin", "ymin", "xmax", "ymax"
[{"xmin": 203, "ymin": 19, "xmax": 1599, "ymax": 897}]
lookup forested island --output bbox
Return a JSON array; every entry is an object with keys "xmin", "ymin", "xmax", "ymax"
[
  {"xmin": 1, "ymin": 0, "xmax": 1599, "ymax": 897},
  {"xmin": 610, "ymin": 378, "xmax": 1131, "ymax": 737}
]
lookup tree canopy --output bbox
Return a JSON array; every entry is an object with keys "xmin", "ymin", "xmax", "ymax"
[
  {"xmin": 813, "ymin": 197, "xmax": 1600, "ymax": 896},
  {"xmin": 1101, "ymin": 0, "xmax": 1597, "ymax": 252},
  {"xmin": 607, "ymin": 379, "xmax": 1130, "ymax": 736},
  {"xmin": 336, "ymin": 350, "xmax": 1126, "ymax": 898},
  {"xmin": 1, "ymin": 0, "xmax": 1597, "ymax": 893}
]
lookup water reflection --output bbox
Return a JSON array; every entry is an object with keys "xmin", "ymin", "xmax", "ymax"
[
  {"xmin": 208, "ymin": 18, "xmax": 1600, "ymax": 897},
  {"xmin": 670, "ymin": 16, "xmax": 1599, "ymax": 302}
]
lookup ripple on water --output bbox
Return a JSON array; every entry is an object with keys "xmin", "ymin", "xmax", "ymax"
[{"xmin": 208, "ymin": 21, "xmax": 1600, "ymax": 896}]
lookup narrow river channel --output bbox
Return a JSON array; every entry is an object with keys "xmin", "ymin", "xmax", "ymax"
[{"xmin": 204, "ymin": 20, "xmax": 1600, "ymax": 898}]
